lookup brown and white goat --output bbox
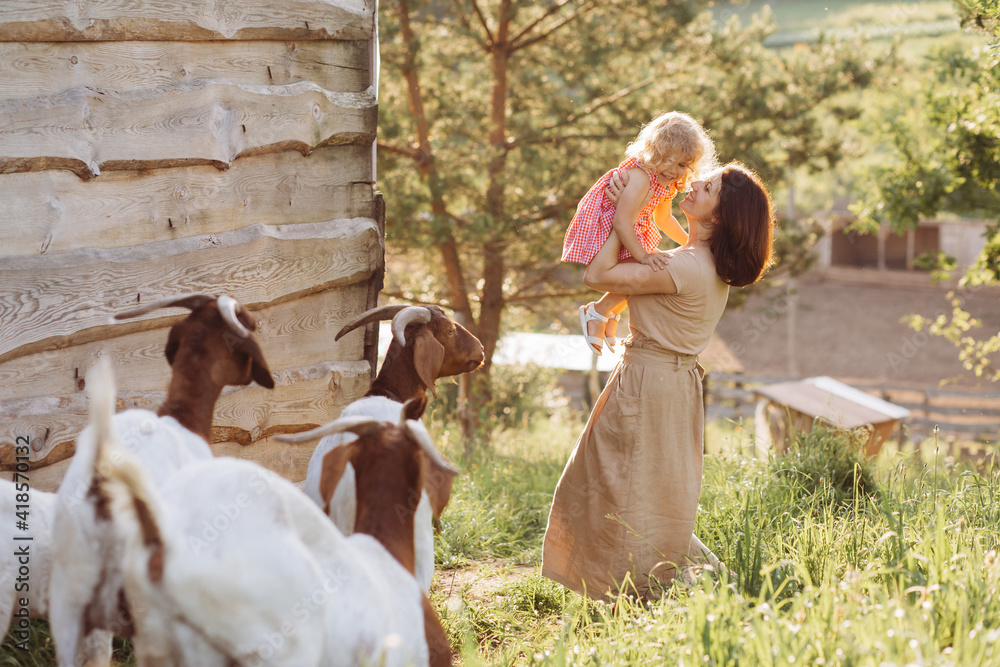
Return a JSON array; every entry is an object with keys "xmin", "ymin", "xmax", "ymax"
[
  {"xmin": 337, "ymin": 304, "xmax": 485, "ymax": 402},
  {"xmin": 81, "ymin": 354, "xmax": 449, "ymax": 666},
  {"xmin": 300, "ymin": 305, "xmax": 484, "ymax": 591},
  {"xmin": 279, "ymin": 404, "xmax": 455, "ymax": 666},
  {"xmin": 47, "ymin": 294, "xmax": 274, "ymax": 667}
]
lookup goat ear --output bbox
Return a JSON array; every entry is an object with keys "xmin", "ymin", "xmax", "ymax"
[
  {"xmin": 319, "ymin": 441, "xmax": 359, "ymax": 515},
  {"xmin": 412, "ymin": 329, "xmax": 445, "ymax": 395},
  {"xmin": 164, "ymin": 327, "xmax": 182, "ymax": 366},
  {"xmin": 403, "ymin": 396, "xmax": 428, "ymax": 421},
  {"xmin": 419, "ymin": 450, "xmax": 458, "ymax": 520},
  {"xmin": 233, "ymin": 336, "xmax": 274, "ymax": 389}
]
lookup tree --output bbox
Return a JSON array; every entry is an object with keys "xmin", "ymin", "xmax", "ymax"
[
  {"xmin": 853, "ymin": 0, "xmax": 1000, "ymax": 380},
  {"xmin": 376, "ymin": 1, "xmax": 887, "ymax": 447}
]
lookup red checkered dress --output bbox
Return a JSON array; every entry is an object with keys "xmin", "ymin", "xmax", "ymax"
[{"xmin": 561, "ymin": 157, "xmax": 677, "ymax": 265}]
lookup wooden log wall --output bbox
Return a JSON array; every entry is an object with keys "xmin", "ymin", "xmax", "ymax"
[{"xmin": 0, "ymin": 0, "xmax": 382, "ymax": 491}]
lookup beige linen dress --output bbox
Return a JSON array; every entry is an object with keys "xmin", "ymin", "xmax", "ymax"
[{"xmin": 542, "ymin": 244, "xmax": 729, "ymax": 601}]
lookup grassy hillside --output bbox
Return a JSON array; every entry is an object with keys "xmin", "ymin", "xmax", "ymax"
[{"xmin": 715, "ymin": 0, "xmax": 961, "ymax": 37}]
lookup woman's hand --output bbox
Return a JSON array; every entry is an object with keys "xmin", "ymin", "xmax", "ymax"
[
  {"xmin": 605, "ymin": 169, "xmax": 630, "ymax": 204},
  {"xmin": 585, "ymin": 231, "xmax": 678, "ymax": 296},
  {"xmin": 639, "ymin": 250, "xmax": 670, "ymax": 272}
]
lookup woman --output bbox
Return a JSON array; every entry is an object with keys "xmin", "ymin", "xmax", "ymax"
[{"xmin": 542, "ymin": 162, "xmax": 775, "ymax": 601}]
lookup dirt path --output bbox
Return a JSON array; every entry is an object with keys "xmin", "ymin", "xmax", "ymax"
[
  {"xmin": 714, "ymin": 273, "xmax": 1000, "ymax": 388},
  {"xmin": 434, "ymin": 560, "xmax": 537, "ymax": 608}
]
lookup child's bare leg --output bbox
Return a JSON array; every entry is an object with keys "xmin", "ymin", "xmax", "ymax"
[{"xmin": 594, "ymin": 293, "xmax": 627, "ymax": 348}]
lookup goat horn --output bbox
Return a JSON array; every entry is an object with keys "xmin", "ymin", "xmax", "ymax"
[
  {"xmin": 391, "ymin": 306, "xmax": 433, "ymax": 346},
  {"xmin": 334, "ymin": 305, "xmax": 412, "ymax": 341},
  {"xmin": 217, "ymin": 295, "xmax": 251, "ymax": 339},
  {"xmin": 404, "ymin": 420, "xmax": 459, "ymax": 475},
  {"xmin": 114, "ymin": 293, "xmax": 216, "ymax": 320},
  {"xmin": 274, "ymin": 416, "xmax": 387, "ymax": 444}
]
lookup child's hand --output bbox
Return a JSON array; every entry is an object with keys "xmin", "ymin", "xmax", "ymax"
[
  {"xmin": 640, "ymin": 250, "xmax": 670, "ymax": 272},
  {"xmin": 604, "ymin": 169, "xmax": 630, "ymax": 204}
]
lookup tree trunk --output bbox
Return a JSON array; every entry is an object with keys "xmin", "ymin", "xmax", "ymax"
[{"xmin": 457, "ymin": 2, "xmax": 513, "ymax": 449}]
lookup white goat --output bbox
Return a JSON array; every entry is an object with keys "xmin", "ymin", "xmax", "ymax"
[
  {"xmin": 48, "ymin": 294, "xmax": 274, "ymax": 667},
  {"xmin": 0, "ymin": 481, "xmax": 55, "ymax": 639},
  {"xmin": 84, "ymin": 360, "xmax": 448, "ymax": 666},
  {"xmin": 302, "ymin": 305, "xmax": 482, "ymax": 591}
]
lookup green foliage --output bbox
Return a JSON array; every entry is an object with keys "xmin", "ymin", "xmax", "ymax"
[
  {"xmin": 956, "ymin": 0, "xmax": 1000, "ymax": 33},
  {"xmin": 689, "ymin": 9, "xmax": 888, "ymax": 180},
  {"xmin": 906, "ymin": 292, "xmax": 1000, "ymax": 380},
  {"xmin": 426, "ymin": 363, "xmax": 570, "ymax": 433},
  {"xmin": 378, "ymin": 1, "xmax": 888, "ymax": 425},
  {"xmin": 771, "ymin": 424, "xmax": 881, "ymax": 508},
  {"xmin": 851, "ymin": 0, "xmax": 1000, "ymax": 385},
  {"xmin": 913, "ymin": 250, "xmax": 958, "ymax": 284},
  {"xmin": 852, "ymin": 1, "xmax": 998, "ymax": 229}
]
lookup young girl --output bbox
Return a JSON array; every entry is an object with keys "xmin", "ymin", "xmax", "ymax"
[{"xmin": 562, "ymin": 111, "xmax": 716, "ymax": 354}]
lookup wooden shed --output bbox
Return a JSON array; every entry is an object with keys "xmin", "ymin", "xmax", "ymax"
[
  {"xmin": 753, "ymin": 376, "xmax": 911, "ymax": 457},
  {"xmin": 0, "ymin": 0, "xmax": 383, "ymax": 491}
]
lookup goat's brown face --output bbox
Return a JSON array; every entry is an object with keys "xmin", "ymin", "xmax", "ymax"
[
  {"xmin": 164, "ymin": 302, "xmax": 274, "ymax": 389},
  {"xmin": 321, "ymin": 424, "xmax": 456, "ymax": 526},
  {"xmin": 424, "ymin": 310, "xmax": 485, "ymax": 378}
]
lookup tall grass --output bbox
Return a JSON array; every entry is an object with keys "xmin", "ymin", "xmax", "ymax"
[{"xmin": 432, "ymin": 417, "xmax": 1000, "ymax": 665}]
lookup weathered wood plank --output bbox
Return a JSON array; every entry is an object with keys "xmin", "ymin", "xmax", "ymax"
[
  {"xmin": 0, "ymin": 458, "xmax": 72, "ymax": 493},
  {"xmin": 0, "ymin": 0, "xmax": 374, "ymax": 42},
  {"xmin": 0, "ymin": 145, "xmax": 373, "ymax": 258},
  {"xmin": 0, "ymin": 82, "xmax": 376, "ymax": 178},
  {"xmin": 0, "ymin": 41, "xmax": 371, "ymax": 100},
  {"xmin": 0, "ymin": 283, "xmax": 371, "ymax": 403},
  {"xmin": 0, "ymin": 434, "xmax": 315, "ymax": 493},
  {"xmin": 210, "ymin": 361, "xmax": 372, "ymax": 445},
  {"xmin": 0, "ymin": 360, "xmax": 372, "ymax": 469},
  {"xmin": 212, "ymin": 436, "xmax": 316, "ymax": 486},
  {"xmin": 0, "ymin": 219, "xmax": 382, "ymax": 362}
]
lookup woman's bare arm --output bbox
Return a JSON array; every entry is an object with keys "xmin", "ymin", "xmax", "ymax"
[{"xmin": 584, "ymin": 230, "xmax": 678, "ymax": 296}]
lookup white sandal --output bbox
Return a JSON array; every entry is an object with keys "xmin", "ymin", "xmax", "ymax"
[
  {"xmin": 604, "ymin": 311, "xmax": 621, "ymax": 352},
  {"xmin": 579, "ymin": 302, "xmax": 608, "ymax": 356}
]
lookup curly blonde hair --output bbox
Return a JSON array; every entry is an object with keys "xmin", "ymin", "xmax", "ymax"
[{"xmin": 625, "ymin": 111, "xmax": 716, "ymax": 190}]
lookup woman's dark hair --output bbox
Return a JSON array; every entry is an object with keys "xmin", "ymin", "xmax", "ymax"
[{"xmin": 708, "ymin": 163, "xmax": 776, "ymax": 287}]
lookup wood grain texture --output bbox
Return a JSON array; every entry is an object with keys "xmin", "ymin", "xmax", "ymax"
[
  {"xmin": 0, "ymin": 283, "xmax": 371, "ymax": 403},
  {"xmin": 0, "ymin": 81, "xmax": 376, "ymax": 178},
  {"xmin": 0, "ymin": 219, "xmax": 382, "ymax": 362},
  {"xmin": 0, "ymin": 436, "xmax": 314, "ymax": 492},
  {"xmin": 210, "ymin": 361, "xmax": 373, "ymax": 445},
  {"xmin": 0, "ymin": 457, "xmax": 71, "ymax": 493},
  {"xmin": 0, "ymin": 145, "xmax": 374, "ymax": 258},
  {"xmin": 0, "ymin": 0, "xmax": 374, "ymax": 42},
  {"xmin": 0, "ymin": 41, "xmax": 371, "ymax": 99},
  {"xmin": 0, "ymin": 360, "xmax": 372, "ymax": 469},
  {"xmin": 211, "ymin": 436, "xmax": 316, "ymax": 485}
]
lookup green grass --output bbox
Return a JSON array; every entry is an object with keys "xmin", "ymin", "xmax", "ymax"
[
  {"xmin": 430, "ymin": 416, "xmax": 1000, "ymax": 665},
  {"xmin": 1, "ymin": 623, "xmax": 134, "ymax": 666},
  {"xmin": 10, "ymin": 412, "xmax": 1000, "ymax": 665},
  {"xmin": 432, "ymin": 414, "xmax": 581, "ymax": 568}
]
